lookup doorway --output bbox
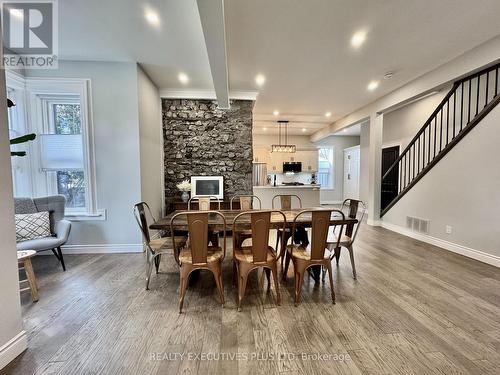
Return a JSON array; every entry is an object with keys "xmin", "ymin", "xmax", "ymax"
[
  {"xmin": 343, "ymin": 145, "xmax": 360, "ymax": 200},
  {"xmin": 381, "ymin": 145, "xmax": 400, "ymax": 211}
]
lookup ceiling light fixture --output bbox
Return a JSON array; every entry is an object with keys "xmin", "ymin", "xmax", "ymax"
[
  {"xmin": 273, "ymin": 110, "xmax": 279, "ymax": 116},
  {"xmin": 351, "ymin": 30, "xmax": 367, "ymax": 49},
  {"xmin": 178, "ymin": 72, "xmax": 189, "ymax": 84},
  {"xmin": 367, "ymin": 80, "xmax": 379, "ymax": 91},
  {"xmin": 325, "ymin": 111, "xmax": 332, "ymax": 118},
  {"xmin": 271, "ymin": 120, "xmax": 296, "ymax": 153},
  {"xmin": 255, "ymin": 74, "xmax": 266, "ymax": 87},
  {"xmin": 302, "ymin": 128, "xmax": 307, "ymax": 133},
  {"xmin": 263, "ymin": 127, "xmax": 267, "ymax": 131},
  {"xmin": 145, "ymin": 9, "xmax": 160, "ymax": 27}
]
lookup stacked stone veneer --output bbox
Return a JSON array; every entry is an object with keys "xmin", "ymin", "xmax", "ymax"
[{"xmin": 163, "ymin": 99, "xmax": 254, "ymax": 208}]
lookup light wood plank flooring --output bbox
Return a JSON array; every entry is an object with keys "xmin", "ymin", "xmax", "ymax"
[{"xmin": 2, "ymin": 224, "xmax": 500, "ymax": 375}]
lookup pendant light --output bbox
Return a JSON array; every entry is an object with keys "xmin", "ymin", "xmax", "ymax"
[{"xmin": 271, "ymin": 120, "xmax": 296, "ymax": 153}]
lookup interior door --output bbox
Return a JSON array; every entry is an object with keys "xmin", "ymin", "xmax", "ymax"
[
  {"xmin": 381, "ymin": 145, "xmax": 400, "ymax": 211},
  {"xmin": 343, "ymin": 146, "xmax": 360, "ymax": 200}
]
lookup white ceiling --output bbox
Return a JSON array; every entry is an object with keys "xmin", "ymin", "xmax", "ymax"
[{"xmin": 57, "ymin": 0, "xmax": 500, "ymax": 136}]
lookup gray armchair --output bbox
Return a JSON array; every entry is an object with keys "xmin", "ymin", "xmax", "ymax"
[{"xmin": 14, "ymin": 195, "xmax": 72, "ymax": 271}]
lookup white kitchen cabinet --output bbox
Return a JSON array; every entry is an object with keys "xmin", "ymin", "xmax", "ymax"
[
  {"xmin": 269, "ymin": 152, "xmax": 283, "ymax": 173},
  {"xmin": 253, "ymin": 147, "xmax": 270, "ymax": 164},
  {"xmin": 301, "ymin": 150, "xmax": 319, "ymax": 172}
]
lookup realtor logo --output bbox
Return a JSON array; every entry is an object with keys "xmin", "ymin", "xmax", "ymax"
[{"xmin": 1, "ymin": 0, "xmax": 58, "ymax": 69}]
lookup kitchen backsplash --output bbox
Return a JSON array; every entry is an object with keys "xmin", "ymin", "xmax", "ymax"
[{"xmin": 270, "ymin": 172, "xmax": 315, "ymax": 185}]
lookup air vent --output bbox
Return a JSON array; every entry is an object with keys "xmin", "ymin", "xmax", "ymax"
[{"xmin": 406, "ymin": 216, "xmax": 430, "ymax": 234}]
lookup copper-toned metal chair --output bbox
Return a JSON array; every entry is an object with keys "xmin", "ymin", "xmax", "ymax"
[
  {"xmin": 133, "ymin": 202, "xmax": 187, "ymax": 290},
  {"xmin": 272, "ymin": 194, "xmax": 302, "ymax": 267},
  {"xmin": 327, "ymin": 199, "xmax": 366, "ymax": 279},
  {"xmin": 230, "ymin": 195, "xmax": 262, "ymax": 248},
  {"xmin": 170, "ymin": 211, "xmax": 227, "ymax": 313},
  {"xmin": 188, "ymin": 195, "xmax": 221, "ymax": 246},
  {"xmin": 232, "ymin": 210, "xmax": 286, "ymax": 311},
  {"xmin": 284, "ymin": 209, "xmax": 345, "ymax": 306}
]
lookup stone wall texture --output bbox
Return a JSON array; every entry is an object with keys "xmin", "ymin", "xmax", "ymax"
[{"xmin": 163, "ymin": 99, "xmax": 254, "ymax": 207}]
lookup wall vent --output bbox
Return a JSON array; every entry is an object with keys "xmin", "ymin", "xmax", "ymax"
[{"xmin": 406, "ymin": 216, "xmax": 430, "ymax": 234}]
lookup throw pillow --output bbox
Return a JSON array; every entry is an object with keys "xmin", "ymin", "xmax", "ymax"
[{"xmin": 15, "ymin": 211, "xmax": 51, "ymax": 242}]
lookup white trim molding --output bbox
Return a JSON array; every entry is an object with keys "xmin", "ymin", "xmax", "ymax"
[
  {"xmin": 381, "ymin": 221, "xmax": 500, "ymax": 268},
  {"xmin": 60, "ymin": 243, "xmax": 144, "ymax": 254},
  {"xmin": 0, "ymin": 331, "xmax": 27, "ymax": 370},
  {"xmin": 159, "ymin": 89, "xmax": 258, "ymax": 101}
]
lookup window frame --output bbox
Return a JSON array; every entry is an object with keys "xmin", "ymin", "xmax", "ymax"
[
  {"xmin": 317, "ymin": 146, "xmax": 335, "ymax": 190},
  {"xmin": 8, "ymin": 72, "xmax": 101, "ymax": 219}
]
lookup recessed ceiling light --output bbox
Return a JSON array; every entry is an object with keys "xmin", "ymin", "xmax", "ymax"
[
  {"xmin": 145, "ymin": 9, "xmax": 160, "ymax": 27},
  {"xmin": 255, "ymin": 74, "xmax": 266, "ymax": 87},
  {"xmin": 302, "ymin": 128, "xmax": 307, "ymax": 133},
  {"xmin": 351, "ymin": 30, "xmax": 367, "ymax": 49},
  {"xmin": 262, "ymin": 127, "xmax": 267, "ymax": 131},
  {"xmin": 273, "ymin": 110, "xmax": 279, "ymax": 116},
  {"xmin": 325, "ymin": 111, "xmax": 332, "ymax": 118},
  {"xmin": 343, "ymin": 129, "xmax": 347, "ymax": 132},
  {"xmin": 178, "ymin": 72, "xmax": 189, "ymax": 84},
  {"xmin": 367, "ymin": 80, "xmax": 379, "ymax": 91}
]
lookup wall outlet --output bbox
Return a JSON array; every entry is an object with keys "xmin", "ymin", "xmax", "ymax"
[{"xmin": 445, "ymin": 225, "xmax": 453, "ymax": 234}]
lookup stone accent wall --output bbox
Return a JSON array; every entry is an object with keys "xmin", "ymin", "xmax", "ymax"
[{"xmin": 163, "ymin": 99, "xmax": 254, "ymax": 207}]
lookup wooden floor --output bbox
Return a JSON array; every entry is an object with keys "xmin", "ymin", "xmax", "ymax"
[{"xmin": 3, "ymin": 224, "xmax": 500, "ymax": 375}]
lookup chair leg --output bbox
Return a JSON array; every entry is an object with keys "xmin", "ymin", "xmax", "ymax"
[
  {"xmin": 179, "ymin": 266, "xmax": 190, "ymax": 313},
  {"xmin": 283, "ymin": 249, "xmax": 291, "ymax": 281},
  {"xmin": 232, "ymin": 260, "xmax": 237, "ymax": 286},
  {"xmin": 145, "ymin": 254, "xmax": 155, "ymax": 290},
  {"xmin": 212, "ymin": 263, "xmax": 225, "ymax": 306},
  {"xmin": 154, "ymin": 254, "xmax": 161, "ymax": 274},
  {"xmin": 237, "ymin": 263, "xmax": 250, "ymax": 312},
  {"xmin": 335, "ymin": 246, "xmax": 341, "ymax": 266},
  {"xmin": 347, "ymin": 245, "xmax": 357, "ymax": 279},
  {"xmin": 271, "ymin": 263, "xmax": 281, "ymax": 306},
  {"xmin": 276, "ymin": 232, "xmax": 282, "ymax": 267},
  {"xmin": 294, "ymin": 266, "xmax": 305, "ymax": 306},
  {"xmin": 325, "ymin": 261, "xmax": 336, "ymax": 304},
  {"xmin": 264, "ymin": 268, "xmax": 271, "ymax": 287},
  {"xmin": 57, "ymin": 247, "xmax": 66, "ymax": 271},
  {"xmin": 23, "ymin": 258, "xmax": 39, "ymax": 302}
]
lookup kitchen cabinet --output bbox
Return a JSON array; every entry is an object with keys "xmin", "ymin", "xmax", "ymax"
[
  {"xmin": 253, "ymin": 148, "xmax": 318, "ymax": 173},
  {"xmin": 253, "ymin": 147, "xmax": 270, "ymax": 164},
  {"xmin": 301, "ymin": 150, "xmax": 318, "ymax": 172}
]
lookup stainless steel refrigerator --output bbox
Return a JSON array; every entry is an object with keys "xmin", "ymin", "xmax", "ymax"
[{"xmin": 252, "ymin": 162, "xmax": 267, "ymax": 186}]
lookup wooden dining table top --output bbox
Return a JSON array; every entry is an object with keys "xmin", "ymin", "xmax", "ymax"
[{"xmin": 150, "ymin": 208, "xmax": 358, "ymax": 231}]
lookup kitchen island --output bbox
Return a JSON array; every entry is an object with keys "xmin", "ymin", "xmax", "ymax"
[{"xmin": 253, "ymin": 185, "xmax": 321, "ymax": 208}]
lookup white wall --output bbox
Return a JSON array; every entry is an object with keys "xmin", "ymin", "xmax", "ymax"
[
  {"xmin": 314, "ymin": 135, "xmax": 360, "ymax": 203},
  {"xmin": 253, "ymin": 134, "xmax": 316, "ymax": 149},
  {"xmin": 25, "ymin": 61, "xmax": 143, "ymax": 248},
  {"xmin": 137, "ymin": 66, "xmax": 163, "ymax": 219},
  {"xmin": 0, "ymin": 68, "xmax": 26, "ymax": 368},
  {"xmin": 359, "ymin": 122, "xmax": 370, "ymax": 204}
]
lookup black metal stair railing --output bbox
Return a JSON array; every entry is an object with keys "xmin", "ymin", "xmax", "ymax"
[{"xmin": 380, "ymin": 61, "xmax": 500, "ymax": 217}]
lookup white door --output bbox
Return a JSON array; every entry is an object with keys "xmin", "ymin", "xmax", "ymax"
[{"xmin": 343, "ymin": 146, "xmax": 360, "ymax": 200}]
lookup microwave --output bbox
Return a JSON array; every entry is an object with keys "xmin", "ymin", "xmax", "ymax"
[
  {"xmin": 283, "ymin": 162, "xmax": 302, "ymax": 173},
  {"xmin": 190, "ymin": 176, "xmax": 224, "ymax": 199}
]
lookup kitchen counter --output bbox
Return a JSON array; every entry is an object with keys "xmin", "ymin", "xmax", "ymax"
[{"xmin": 253, "ymin": 185, "xmax": 320, "ymax": 208}]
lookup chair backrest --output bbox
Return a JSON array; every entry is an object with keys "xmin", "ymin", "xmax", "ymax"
[
  {"xmin": 188, "ymin": 195, "xmax": 221, "ymax": 211},
  {"xmin": 233, "ymin": 210, "xmax": 286, "ymax": 264},
  {"xmin": 272, "ymin": 194, "xmax": 302, "ymax": 210},
  {"xmin": 292, "ymin": 209, "xmax": 345, "ymax": 261},
  {"xmin": 170, "ymin": 211, "xmax": 227, "ymax": 265},
  {"xmin": 230, "ymin": 195, "xmax": 262, "ymax": 210},
  {"xmin": 15, "ymin": 195, "xmax": 66, "ymax": 234},
  {"xmin": 341, "ymin": 199, "xmax": 366, "ymax": 242},
  {"xmin": 133, "ymin": 201, "xmax": 154, "ymax": 243}
]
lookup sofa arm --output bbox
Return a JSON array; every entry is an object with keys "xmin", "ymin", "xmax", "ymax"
[{"xmin": 55, "ymin": 219, "xmax": 72, "ymax": 243}]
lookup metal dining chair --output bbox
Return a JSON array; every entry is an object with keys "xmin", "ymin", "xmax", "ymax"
[
  {"xmin": 188, "ymin": 195, "xmax": 221, "ymax": 246},
  {"xmin": 272, "ymin": 194, "xmax": 302, "ymax": 268},
  {"xmin": 170, "ymin": 211, "xmax": 227, "ymax": 313},
  {"xmin": 232, "ymin": 210, "xmax": 286, "ymax": 311},
  {"xmin": 283, "ymin": 209, "xmax": 345, "ymax": 306},
  {"xmin": 327, "ymin": 199, "xmax": 366, "ymax": 279},
  {"xmin": 230, "ymin": 195, "xmax": 262, "ymax": 248},
  {"xmin": 133, "ymin": 202, "xmax": 187, "ymax": 290}
]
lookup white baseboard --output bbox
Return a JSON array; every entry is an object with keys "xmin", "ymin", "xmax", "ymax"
[
  {"xmin": 59, "ymin": 243, "xmax": 144, "ymax": 254},
  {"xmin": 0, "ymin": 331, "xmax": 27, "ymax": 370},
  {"xmin": 381, "ymin": 221, "xmax": 500, "ymax": 268}
]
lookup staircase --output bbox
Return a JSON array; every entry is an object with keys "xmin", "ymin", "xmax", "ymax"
[{"xmin": 380, "ymin": 61, "xmax": 500, "ymax": 217}]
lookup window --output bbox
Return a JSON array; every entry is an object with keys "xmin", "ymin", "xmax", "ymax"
[
  {"xmin": 7, "ymin": 72, "xmax": 101, "ymax": 219},
  {"xmin": 318, "ymin": 147, "xmax": 334, "ymax": 189}
]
